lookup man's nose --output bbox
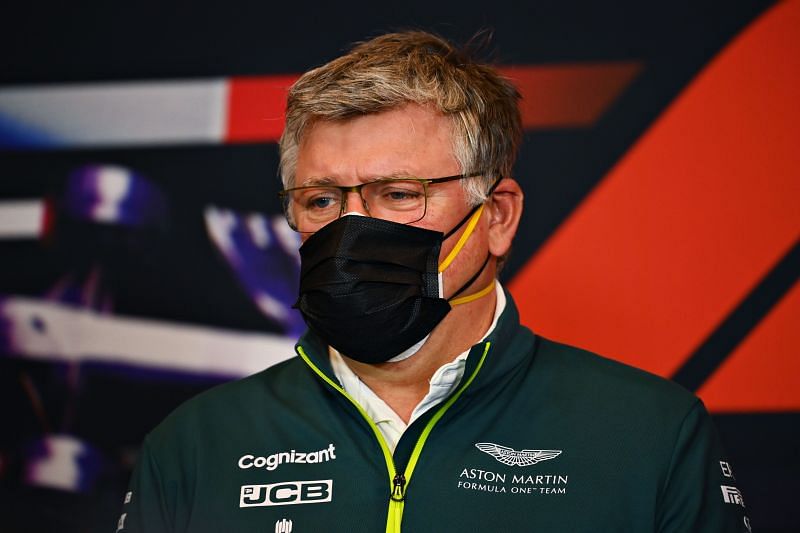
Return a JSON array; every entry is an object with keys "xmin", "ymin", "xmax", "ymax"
[{"xmin": 342, "ymin": 190, "xmax": 370, "ymax": 217}]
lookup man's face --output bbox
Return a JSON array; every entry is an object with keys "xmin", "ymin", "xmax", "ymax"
[{"xmin": 293, "ymin": 103, "xmax": 492, "ymax": 297}]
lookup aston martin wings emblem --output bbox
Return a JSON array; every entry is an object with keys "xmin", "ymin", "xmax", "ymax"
[{"xmin": 475, "ymin": 442, "xmax": 562, "ymax": 466}]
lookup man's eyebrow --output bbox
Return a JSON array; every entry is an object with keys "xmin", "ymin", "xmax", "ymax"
[
  {"xmin": 381, "ymin": 171, "xmax": 417, "ymax": 179},
  {"xmin": 298, "ymin": 176, "xmax": 337, "ymax": 186},
  {"xmin": 298, "ymin": 172, "xmax": 419, "ymax": 186}
]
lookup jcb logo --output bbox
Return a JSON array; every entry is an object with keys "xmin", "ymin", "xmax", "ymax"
[{"xmin": 240, "ymin": 480, "xmax": 333, "ymax": 507}]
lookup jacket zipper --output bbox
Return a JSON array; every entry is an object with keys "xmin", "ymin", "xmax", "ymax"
[{"xmin": 297, "ymin": 342, "xmax": 491, "ymax": 533}]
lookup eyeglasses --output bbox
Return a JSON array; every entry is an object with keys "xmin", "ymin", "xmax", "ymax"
[{"xmin": 278, "ymin": 172, "xmax": 485, "ymax": 233}]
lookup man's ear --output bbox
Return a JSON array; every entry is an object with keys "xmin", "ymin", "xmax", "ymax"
[{"xmin": 487, "ymin": 178, "xmax": 524, "ymax": 258}]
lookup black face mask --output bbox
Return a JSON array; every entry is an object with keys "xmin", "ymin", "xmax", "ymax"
[{"xmin": 294, "ymin": 204, "xmax": 493, "ymax": 364}]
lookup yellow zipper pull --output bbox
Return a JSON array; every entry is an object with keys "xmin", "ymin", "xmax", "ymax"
[
  {"xmin": 387, "ymin": 473, "xmax": 406, "ymax": 533},
  {"xmin": 391, "ymin": 473, "xmax": 406, "ymax": 501}
]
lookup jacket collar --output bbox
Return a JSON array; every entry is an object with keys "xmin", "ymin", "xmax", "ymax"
[
  {"xmin": 459, "ymin": 288, "xmax": 536, "ymax": 396},
  {"xmin": 296, "ymin": 288, "xmax": 535, "ymax": 394}
]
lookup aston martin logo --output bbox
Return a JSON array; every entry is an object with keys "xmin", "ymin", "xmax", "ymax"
[{"xmin": 475, "ymin": 443, "xmax": 562, "ymax": 466}]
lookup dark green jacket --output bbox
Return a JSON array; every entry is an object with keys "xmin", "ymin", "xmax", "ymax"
[{"xmin": 119, "ymin": 294, "xmax": 750, "ymax": 532}]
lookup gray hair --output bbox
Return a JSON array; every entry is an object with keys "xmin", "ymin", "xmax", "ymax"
[{"xmin": 279, "ymin": 30, "xmax": 522, "ymax": 205}]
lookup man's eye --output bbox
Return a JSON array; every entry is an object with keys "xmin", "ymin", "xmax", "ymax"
[
  {"xmin": 375, "ymin": 182, "xmax": 424, "ymax": 202},
  {"xmin": 385, "ymin": 189, "xmax": 420, "ymax": 201},
  {"xmin": 305, "ymin": 193, "xmax": 339, "ymax": 210}
]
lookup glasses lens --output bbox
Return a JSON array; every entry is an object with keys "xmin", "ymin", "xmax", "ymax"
[
  {"xmin": 281, "ymin": 179, "xmax": 429, "ymax": 232},
  {"xmin": 362, "ymin": 179, "xmax": 426, "ymax": 224},
  {"xmin": 283, "ymin": 186, "xmax": 343, "ymax": 232}
]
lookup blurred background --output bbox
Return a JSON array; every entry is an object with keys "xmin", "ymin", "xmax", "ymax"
[{"xmin": 0, "ymin": 1, "xmax": 797, "ymax": 531}]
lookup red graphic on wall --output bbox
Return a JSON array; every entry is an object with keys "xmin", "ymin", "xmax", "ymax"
[
  {"xmin": 224, "ymin": 64, "xmax": 642, "ymax": 143},
  {"xmin": 509, "ymin": 0, "xmax": 800, "ymax": 411}
]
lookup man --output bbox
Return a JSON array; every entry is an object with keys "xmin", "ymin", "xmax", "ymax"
[{"xmin": 119, "ymin": 31, "xmax": 750, "ymax": 532}]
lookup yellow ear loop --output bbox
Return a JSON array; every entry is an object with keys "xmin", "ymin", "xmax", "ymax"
[
  {"xmin": 437, "ymin": 203, "xmax": 496, "ymax": 306},
  {"xmin": 438, "ymin": 204, "xmax": 485, "ymax": 272}
]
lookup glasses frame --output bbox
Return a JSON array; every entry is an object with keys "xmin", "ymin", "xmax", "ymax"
[{"xmin": 278, "ymin": 171, "xmax": 486, "ymax": 233}]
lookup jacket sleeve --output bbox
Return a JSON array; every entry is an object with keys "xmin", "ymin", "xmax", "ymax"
[
  {"xmin": 115, "ymin": 437, "xmax": 174, "ymax": 533},
  {"xmin": 656, "ymin": 400, "xmax": 751, "ymax": 533}
]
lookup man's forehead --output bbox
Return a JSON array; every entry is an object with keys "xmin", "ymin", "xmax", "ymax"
[{"xmin": 294, "ymin": 104, "xmax": 458, "ymax": 184}]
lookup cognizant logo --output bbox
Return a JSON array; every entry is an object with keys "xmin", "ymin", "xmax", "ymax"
[{"xmin": 238, "ymin": 444, "xmax": 336, "ymax": 471}]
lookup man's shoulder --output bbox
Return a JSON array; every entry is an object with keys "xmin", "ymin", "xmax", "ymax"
[
  {"xmin": 532, "ymin": 336, "xmax": 700, "ymax": 415},
  {"xmin": 146, "ymin": 356, "xmax": 311, "ymax": 449}
]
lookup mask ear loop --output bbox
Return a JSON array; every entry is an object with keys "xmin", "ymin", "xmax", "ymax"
[
  {"xmin": 450, "ymin": 278, "xmax": 496, "ymax": 306},
  {"xmin": 439, "ymin": 175, "xmax": 502, "ymax": 242},
  {"xmin": 438, "ymin": 174, "xmax": 503, "ymax": 272},
  {"xmin": 438, "ymin": 203, "xmax": 485, "ymax": 272},
  {"xmin": 437, "ymin": 175, "xmax": 503, "ymax": 305},
  {"xmin": 448, "ymin": 254, "xmax": 494, "ymax": 305}
]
